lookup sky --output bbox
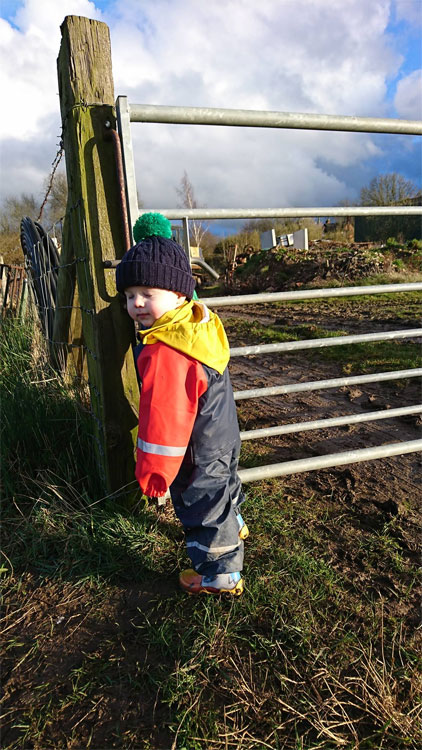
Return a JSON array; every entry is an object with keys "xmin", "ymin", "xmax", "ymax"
[{"xmin": 0, "ymin": 0, "xmax": 421, "ymax": 235}]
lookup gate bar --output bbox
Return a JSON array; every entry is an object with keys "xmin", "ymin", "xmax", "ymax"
[
  {"xmin": 238, "ymin": 439, "xmax": 422, "ymax": 482},
  {"xmin": 240, "ymin": 404, "xmax": 422, "ymax": 441},
  {"xmin": 147, "ymin": 206, "xmax": 421, "ymax": 220},
  {"xmin": 230, "ymin": 328, "xmax": 422, "ymax": 357},
  {"xmin": 128, "ymin": 103, "xmax": 422, "ymax": 135},
  {"xmin": 234, "ymin": 367, "xmax": 422, "ymax": 401},
  {"xmin": 202, "ymin": 282, "xmax": 422, "ymax": 307},
  {"xmin": 191, "ymin": 257, "xmax": 220, "ymax": 280}
]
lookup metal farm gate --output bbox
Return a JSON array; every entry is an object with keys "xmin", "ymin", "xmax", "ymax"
[{"xmin": 115, "ymin": 100, "xmax": 422, "ymax": 482}]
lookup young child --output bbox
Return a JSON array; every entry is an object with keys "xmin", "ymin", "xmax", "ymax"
[{"xmin": 116, "ymin": 213, "xmax": 247, "ymax": 596}]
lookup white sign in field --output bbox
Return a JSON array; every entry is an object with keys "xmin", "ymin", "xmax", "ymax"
[{"xmin": 260, "ymin": 227, "xmax": 309, "ymax": 250}]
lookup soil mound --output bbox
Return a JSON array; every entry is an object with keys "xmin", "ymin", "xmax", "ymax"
[{"xmin": 232, "ymin": 241, "xmax": 421, "ymax": 292}]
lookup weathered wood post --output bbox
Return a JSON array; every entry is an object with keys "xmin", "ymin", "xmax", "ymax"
[{"xmin": 57, "ymin": 15, "xmax": 139, "ymax": 495}]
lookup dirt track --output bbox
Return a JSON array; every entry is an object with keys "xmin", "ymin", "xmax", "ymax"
[{"xmin": 219, "ymin": 298, "xmax": 421, "ymax": 569}]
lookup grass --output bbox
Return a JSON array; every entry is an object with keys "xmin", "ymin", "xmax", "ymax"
[
  {"xmin": 1, "ymin": 317, "xmax": 421, "ymax": 749},
  {"xmin": 223, "ymin": 314, "xmax": 422, "ymax": 375},
  {"xmin": 0, "ymin": 319, "xmax": 102, "ymax": 504}
]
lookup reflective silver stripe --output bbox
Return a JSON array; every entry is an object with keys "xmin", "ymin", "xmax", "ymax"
[
  {"xmin": 198, "ymin": 303, "xmax": 210, "ymax": 324},
  {"xmin": 137, "ymin": 437, "xmax": 186, "ymax": 456},
  {"xmin": 187, "ymin": 540, "xmax": 238, "ymax": 555}
]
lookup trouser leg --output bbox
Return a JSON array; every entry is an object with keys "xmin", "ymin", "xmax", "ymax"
[
  {"xmin": 170, "ymin": 444, "xmax": 244, "ymax": 577},
  {"xmin": 228, "ymin": 440, "xmax": 245, "ymax": 515}
]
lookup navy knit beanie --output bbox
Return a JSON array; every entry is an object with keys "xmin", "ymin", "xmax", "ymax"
[{"xmin": 116, "ymin": 212, "xmax": 196, "ymax": 299}]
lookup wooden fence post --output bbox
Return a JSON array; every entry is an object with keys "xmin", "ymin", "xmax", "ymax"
[{"xmin": 57, "ymin": 15, "xmax": 139, "ymax": 495}]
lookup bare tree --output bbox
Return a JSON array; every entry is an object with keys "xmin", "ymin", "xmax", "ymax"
[
  {"xmin": 0, "ymin": 193, "xmax": 38, "ymax": 263},
  {"xmin": 360, "ymin": 173, "xmax": 418, "ymax": 206},
  {"xmin": 176, "ymin": 170, "xmax": 208, "ymax": 248},
  {"xmin": 242, "ymin": 218, "xmax": 276, "ymax": 233},
  {"xmin": 45, "ymin": 171, "xmax": 68, "ymax": 225},
  {"xmin": 0, "ymin": 193, "xmax": 38, "ymax": 234}
]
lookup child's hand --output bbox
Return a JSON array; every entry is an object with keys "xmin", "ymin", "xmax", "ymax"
[{"xmin": 145, "ymin": 473, "xmax": 168, "ymax": 498}]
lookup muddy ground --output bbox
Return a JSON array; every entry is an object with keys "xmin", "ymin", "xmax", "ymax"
[{"xmin": 221, "ymin": 297, "xmax": 421, "ymax": 586}]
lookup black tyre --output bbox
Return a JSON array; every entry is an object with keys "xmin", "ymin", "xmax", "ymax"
[{"xmin": 20, "ymin": 217, "xmax": 56, "ymax": 339}]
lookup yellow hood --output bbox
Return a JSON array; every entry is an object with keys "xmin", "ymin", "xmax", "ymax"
[{"xmin": 139, "ymin": 300, "xmax": 230, "ymax": 374}]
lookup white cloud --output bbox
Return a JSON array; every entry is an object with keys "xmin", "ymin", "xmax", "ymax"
[
  {"xmin": 110, "ymin": 0, "xmax": 400, "ymax": 210},
  {"xmin": 110, "ymin": 0, "xmax": 400, "ymax": 116},
  {"xmin": 394, "ymin": 69, "xmax": 422, "ymax": 119},
  {"xmin": 0, "ymin": 0, "xmax": 419, "ymax": 214},
  {"xmin": 394, "ymin": 0, "xmax": 422, "ymax": 26},
  {"xmin": 0, "ymin": 0, "xmax": 102, "ymax": 139}
]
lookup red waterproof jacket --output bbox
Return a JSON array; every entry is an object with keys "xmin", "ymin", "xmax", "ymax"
[{"xmin": 134, "ymin": 301, "xmax": 240, "ymax": 497}]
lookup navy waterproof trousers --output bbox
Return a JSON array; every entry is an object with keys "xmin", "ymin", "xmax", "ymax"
[{"xmin": 170, "ymin": 441, "xmax": 245, "ymax": 576}]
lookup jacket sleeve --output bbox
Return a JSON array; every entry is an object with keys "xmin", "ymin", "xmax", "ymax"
[{"xmin": 135, "ymin": 343, "xmax": 208, "ymax": 497}]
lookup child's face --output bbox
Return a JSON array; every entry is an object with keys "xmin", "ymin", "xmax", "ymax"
[{"xmin": 124, "ymin": 285, "xmax": 186, "ymax": 327}]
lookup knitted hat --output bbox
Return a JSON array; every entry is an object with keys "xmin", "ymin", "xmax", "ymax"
[{"xmin": 116, "ymin": 212, "xmax": 196, "ymax": 299}]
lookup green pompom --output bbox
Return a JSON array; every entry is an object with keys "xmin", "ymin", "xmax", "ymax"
[{"xmin": 133, "ymin": 212, "xmax": 172, "ymax": 242}]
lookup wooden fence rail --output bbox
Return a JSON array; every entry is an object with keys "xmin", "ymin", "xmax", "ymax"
[{"xmin": 0, "ymin": 264, "xmax": 28, "ymax": 319}]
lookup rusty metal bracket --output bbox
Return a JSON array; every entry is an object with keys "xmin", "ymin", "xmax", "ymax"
[{"xmin": 105, "ymin": 123, "xmax": 131, "ymax": 253}]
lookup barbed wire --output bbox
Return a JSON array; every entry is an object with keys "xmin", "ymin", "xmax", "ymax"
[
  {"xmin": 61, "ymin": 100, "xmax": 106, "ymax": 133},
  {"xmin": 36, "ymin": 144, "xmax": 64, "ymax": 224},
  {"xmin": 36, "ymin": 101, "xmax": 105, "ymax": 225}
]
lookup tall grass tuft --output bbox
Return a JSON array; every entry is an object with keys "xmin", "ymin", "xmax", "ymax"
[
  {"xmin": 1, "ymin": 317, "xmax": 182, "ymax": 585},
  {"xmin": 1, "ymin": 318, "xmax": 102, "ymax": 504}
]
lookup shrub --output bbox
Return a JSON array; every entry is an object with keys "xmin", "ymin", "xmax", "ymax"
[{"xmin": 406, "ymin": 238, "xmax": 422, "ymax": 251}]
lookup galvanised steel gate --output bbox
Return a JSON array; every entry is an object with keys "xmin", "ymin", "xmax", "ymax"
[{"xmin": 115, "ymin": 99, "xmax": 422, "ymax": 482}]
